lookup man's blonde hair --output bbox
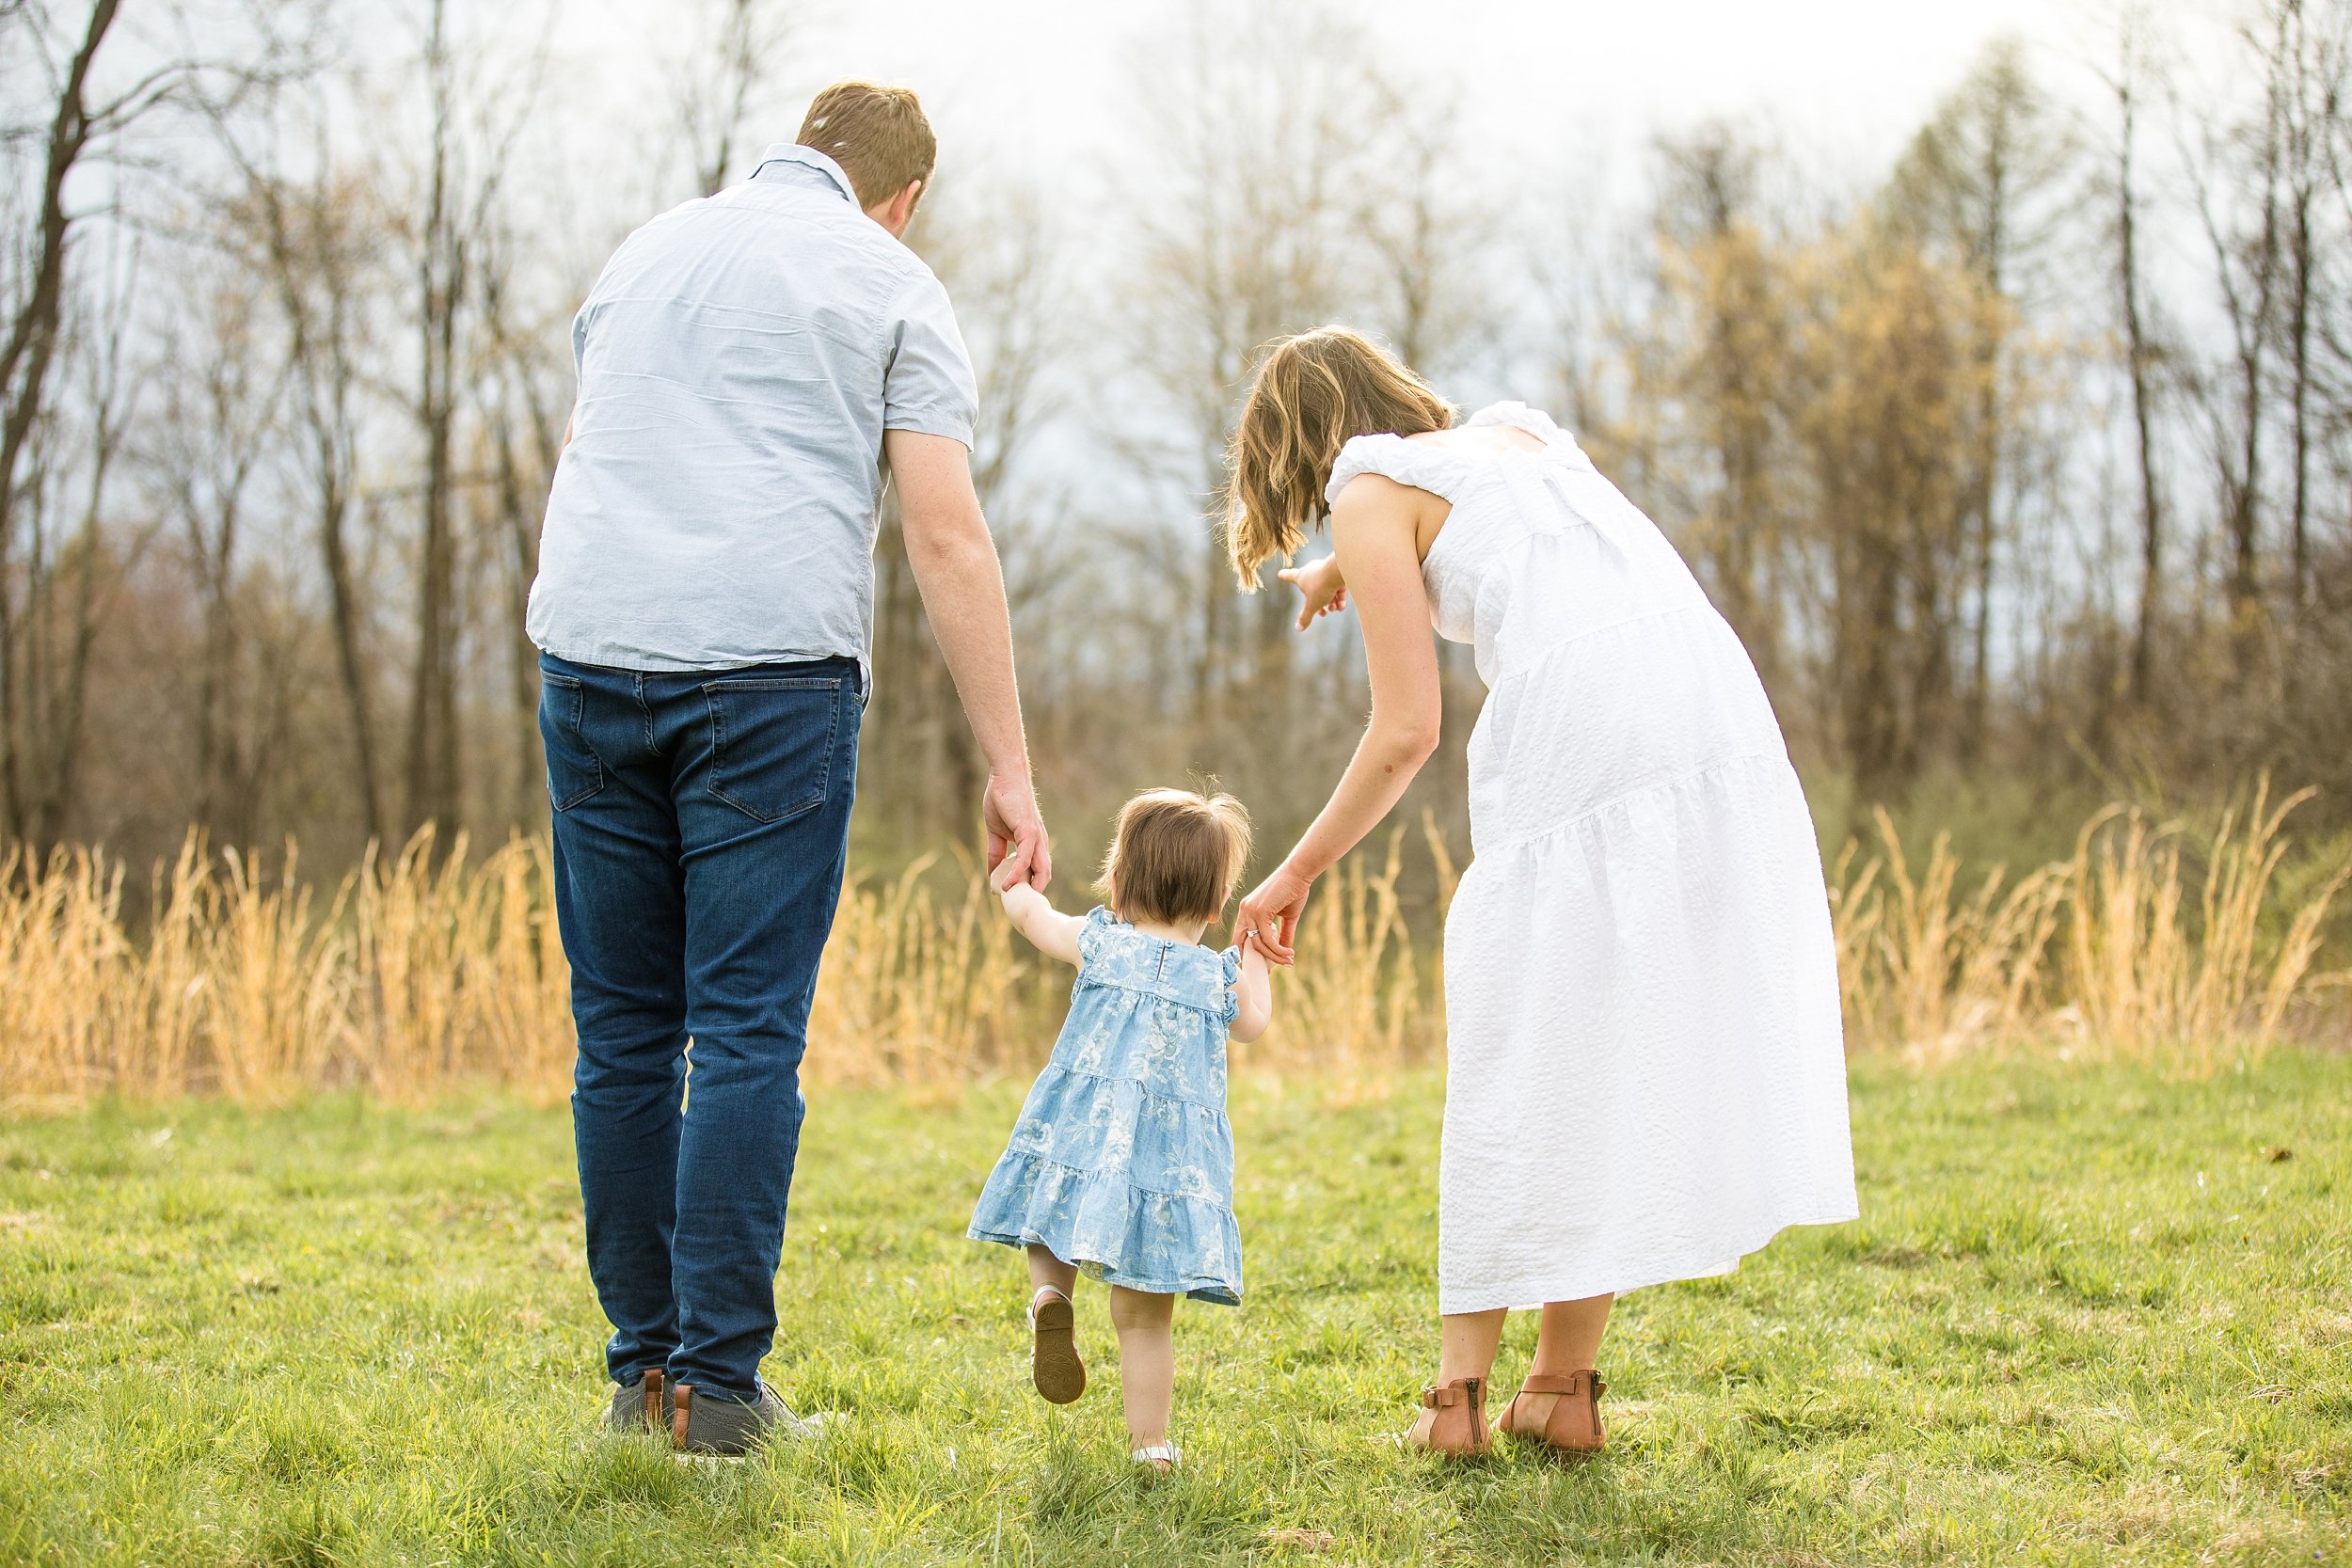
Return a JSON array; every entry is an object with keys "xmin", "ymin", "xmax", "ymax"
[
  {"xmin": 795, "ymin": 80, "xmax": 936, "ymax": 209},
  {"xmin": 1100, "ymin": 787, "xmax": 1254, "ymax": 927},
  {"xmin": 1221, "ymin": 325, "xmax": 1455, "ymax": 587}
]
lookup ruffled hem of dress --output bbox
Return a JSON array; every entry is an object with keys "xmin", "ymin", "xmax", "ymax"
[
  {"xmin": 1436, "ymin": 1201, "xmax": 1859, "ymax": 1315},
  {"xmin": 1467, "ymin": 748, "xmax": 1799, "ymax": 864},
  {"xmin": 1017, "ymin": 1059, "xmax": 1234, "ymax": 1117},
  {"xmin": 968, "ymin": 1154, "xmax": 1243, "ymax": 1306}
]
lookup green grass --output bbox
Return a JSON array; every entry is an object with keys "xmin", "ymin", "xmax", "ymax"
[{"xmin": 1, "ymin": 1054, "xmax": 2347, "ymax": 1567}]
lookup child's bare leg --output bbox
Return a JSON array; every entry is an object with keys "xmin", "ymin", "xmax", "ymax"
[
  {"xmin": 1026, "ymin": 1245, "xmax": 1077, "ymax": 1301},
  {"xmin": 1106, "ymin": 1285, "xmax": 1177, "ymax": 1449},
  {"xmin": 1406, "ymin": 1307, "xmax": 1506, "ymax": 1443}
]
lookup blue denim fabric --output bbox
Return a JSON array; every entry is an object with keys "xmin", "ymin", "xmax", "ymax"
[
  {"xmin": 540, "ymin": 650, "xmax": 863, "ymax": 1399},
  {"xmin": 968, "ymin": 910, "xmax": 1245, "ymax": 1304}
]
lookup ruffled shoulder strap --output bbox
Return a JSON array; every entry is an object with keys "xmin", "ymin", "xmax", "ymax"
[
  {"xmin": 1325, "ymin": 432, "xmax": 1470, "ymax": 508},
  {"xmin": 1466, "ymin": 400, "xmax": 1564, "ymax": 441},
  {"xmin": 1075, "ymin": 906, "xmax": 1121, "ymax": 968},
  {"xmin": 1217, "ymin": 946, "xmax": 1243, "ymax": 1025},
  {"xmin": 1467, "ymin": 401, "xmax": 1595, "ymax": 470}
]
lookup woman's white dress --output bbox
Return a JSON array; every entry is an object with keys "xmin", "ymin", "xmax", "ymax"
[{"xmin": 1327, "ymin": 403, "xmax": 1857, "ymax": 1314}]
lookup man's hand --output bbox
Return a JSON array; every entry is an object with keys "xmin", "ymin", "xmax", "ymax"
[
  {"xmin": 984, "ymin": 769, "xmax": 1052, "ymax": 893},
  {"xmin": 887, "ymin": 428, "xmax": 1053, "ymax": 891}
]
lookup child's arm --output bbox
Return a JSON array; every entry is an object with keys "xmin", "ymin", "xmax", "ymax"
[
  {"xmin": 1229, "ymin": 934, "xmax": 1276, "ymax": 1044},
  {"xmin": 993, "ymin": 856, "xmax": 1087, "ymax": 965}
]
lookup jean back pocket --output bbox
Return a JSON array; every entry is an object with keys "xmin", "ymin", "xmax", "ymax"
[
  {"xmin": 538, "ymin": 672, "xmax": 605, "ymax": 811},
  {"xmin": 704, "ymin": 676, "xmax": 843, "ymax": 824}
]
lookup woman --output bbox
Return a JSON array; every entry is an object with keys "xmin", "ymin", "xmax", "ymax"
[{"xmin": 1230, "ymin": 328, "xmax": 1857, "ymax": 1455}]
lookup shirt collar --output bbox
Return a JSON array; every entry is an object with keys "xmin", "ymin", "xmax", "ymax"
[{"xmin": 748, "ymin": 143, "xmax": 861, "ymax": 208}]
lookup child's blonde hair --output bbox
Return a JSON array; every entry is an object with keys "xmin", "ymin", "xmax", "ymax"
[
  {"xmin": 1220, "ymin": 325, "xmax": 1455, "ymax": 588},
  {"xmin": 1101, "ymin": 787, "xmax": 1253, "ymax": 927}
]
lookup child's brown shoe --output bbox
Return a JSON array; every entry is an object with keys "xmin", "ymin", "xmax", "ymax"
[
  {"xmin": 1028, "ymin": 1286, "xmax": 1086, "ymax": 1404},
  {"xmin": 1496, "ymin": 1369, "xmax": 1607, "ymax": 1453}
]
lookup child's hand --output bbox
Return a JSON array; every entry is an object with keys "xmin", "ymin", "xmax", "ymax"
[
  {"xmin": 991, "ymin": 854, "xmax": 1026, "ymax": 895},
  {"xmin": 1276, "ymin": 555, "xmax": 1348, "ymax": 630}
]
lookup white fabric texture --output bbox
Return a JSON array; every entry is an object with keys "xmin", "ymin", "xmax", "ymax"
[{"xmin": 1326, "ymin": 402, "xmax": 1858, "ymax": 1314}]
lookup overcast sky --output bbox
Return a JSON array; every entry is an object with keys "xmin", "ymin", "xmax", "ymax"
[{"xmin": 557, "ymin": 0, "xmax": 2132, "ymax": 199}]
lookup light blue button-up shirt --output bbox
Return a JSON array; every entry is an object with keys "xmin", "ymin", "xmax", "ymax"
[{"xmin": 527, "ymin": 144, "xmax": 978, "ymax": 674}]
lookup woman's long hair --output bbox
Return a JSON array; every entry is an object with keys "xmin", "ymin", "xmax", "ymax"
[{"xmin": 1220, "ymin": 326, "xmax": 1454, "ymax": 587}]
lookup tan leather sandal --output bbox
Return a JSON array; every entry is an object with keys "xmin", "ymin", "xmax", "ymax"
[
  {"xmin": 1496, "ymin": 1369, "xmax": 1607, "ymax": 1453},
  {"xmin": 1406, "ymin": 1375, "xmax": 1490, "ymax": 1455}
]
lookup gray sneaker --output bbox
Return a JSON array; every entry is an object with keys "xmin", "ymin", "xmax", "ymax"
[
  {"xmin": 671, "ymin": 1381, "xmax": 832, "ymax": 1456},
  {"xmin": 604, "ymin": 1369, "xmax": 675, "ymax": 1434}
]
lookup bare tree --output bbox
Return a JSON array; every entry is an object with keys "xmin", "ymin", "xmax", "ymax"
[
  {"xmin": 6, "ymin": 232, "xmax": 135, "ymax": 849},
  {"xmin": 1888, "ymin": 36, "xmax": 2075, "ymax": 759},
  {"xmin": 1122, "ymin": 1, "xmax": 1391, "ymax": 797},
  {"xmin": 391, "ymin": 0, "xmax": 546, "ymax": 838},
  {"xmin": 2272, "ymin": 0, "xmax": 2350, "ymax": 607},
  {"xmin": 669, "ymin": 0, "xmax": 803, "ymax": 198},
  {"xmin": 1648, "ymin": 123, "xmax": 1788, "ymax": 683},
  {"xmin": 2186, "ymin": 6, "xmax": 2290, "ymax": 633},
  {"xmin": 219, "ymin": 97, "xmax": 389, "ymax": 845},
  {"xmin": 475, "ymin": 212, "xmax": 570, "ymax": 827},
  {"xmin": 2093, "ymin": 5, "xmax": 2174, "ymax": 705},
  {"xmin": 147, "ymin": 264, "xmax": 287, "ymax": 845},
  {"xmin": 1, "ymin": 0, "xmax": 276, "ymax": 846},
  {"xmin": 0, "ymin": 0, "xmax": 121, "ymax": 843}
]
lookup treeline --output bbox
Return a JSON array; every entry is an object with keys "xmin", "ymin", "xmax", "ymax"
[{"xmin": 2, "ymin": 0, "xmax": 2347, "ymax": 897}]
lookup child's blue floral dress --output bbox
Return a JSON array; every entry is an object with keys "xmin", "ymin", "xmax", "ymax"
[{"xmin": 968, "ymin": 908, "xmax": 1243, "ymax": 1304}]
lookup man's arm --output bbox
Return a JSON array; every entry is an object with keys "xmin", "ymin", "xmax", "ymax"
[{"xmin": 884, "ymin": 427, "xmax": 1051, "ymax": 891}]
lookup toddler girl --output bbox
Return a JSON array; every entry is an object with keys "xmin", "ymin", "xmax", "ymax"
[{"xmin": 968, "ymin": 787, "xmax": 1273, "ymax": 1470}]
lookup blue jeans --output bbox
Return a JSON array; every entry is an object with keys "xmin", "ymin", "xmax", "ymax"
[{"xmin": 540, "ymin": 651, "xmax": 863, "ymax": 1400}]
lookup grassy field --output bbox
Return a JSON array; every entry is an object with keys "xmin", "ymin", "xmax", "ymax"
[{"xmin": 0, "ymin": 1054, "xmax": 2347, "ymax": 1567}]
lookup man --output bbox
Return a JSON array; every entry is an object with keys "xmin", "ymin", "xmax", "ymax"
[{"xmin": 527, "ymin": 81, "xmax": 1051, "ymax": 1456}]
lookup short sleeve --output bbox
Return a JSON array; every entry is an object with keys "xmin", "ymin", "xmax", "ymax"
[
  {"xmin": 882, "ymin": 268, "xmax": 978, "ymax": 447},
  {"xmin": 1325, "ymin": 433, "xmax": 1462, "ymax": 508},
  {"xmin": 1217, "ymin": 947, "xmax": 1243, "ymax": 1024}
]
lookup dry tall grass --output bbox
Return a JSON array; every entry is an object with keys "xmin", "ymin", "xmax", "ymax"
[
  {"xmin": 2, "ymin": 790, "xmax": 2345, "ymax": 1106},
  {"xmin": 1833, "ymin": 781, "xmax": 2351, "ymax": 1069}
]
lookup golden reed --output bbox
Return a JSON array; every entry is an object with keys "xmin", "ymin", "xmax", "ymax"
[{"xmin": 1, "ymin": 790, "xmax": 2344, "ymax": 1107}]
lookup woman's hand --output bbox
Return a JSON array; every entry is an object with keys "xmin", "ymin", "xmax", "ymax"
[
  {"xmin": 1235, "ymin": 861, "xmax": 1315, "ymax": 966},
  {"xmin": 1276, "ymin": 555, "xmax": 1348, "ymax": 630}
]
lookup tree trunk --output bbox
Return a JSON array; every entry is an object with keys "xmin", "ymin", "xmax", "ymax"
[
  {"xmin": 2119, "ymin": 80, "xmax": 2164, "ymax": 705},
  {"xmin": 0, "ymin": 0, "xmax": 119, "ymax": 843},
  {"xmin": 404, "ymin": 0, "xmax": 465, "ymax": 838}
]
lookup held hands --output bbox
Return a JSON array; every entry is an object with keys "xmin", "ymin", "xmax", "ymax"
[
  {"xmin": 983, "ymin": 770, "xmax": 1052, "ymax": 893},
  {"xmin": 1277, "ymin": 555, "xmax": 1348, "ymax": 631},
  {"xmin": 1234, "ymin": 860, "xmax": 1315, "ymax": 966}
]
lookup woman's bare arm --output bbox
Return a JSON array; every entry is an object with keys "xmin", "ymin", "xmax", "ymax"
[{"xmin": 1234, "ymin": 475, "xmax": 1443, "ymax": 962}]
